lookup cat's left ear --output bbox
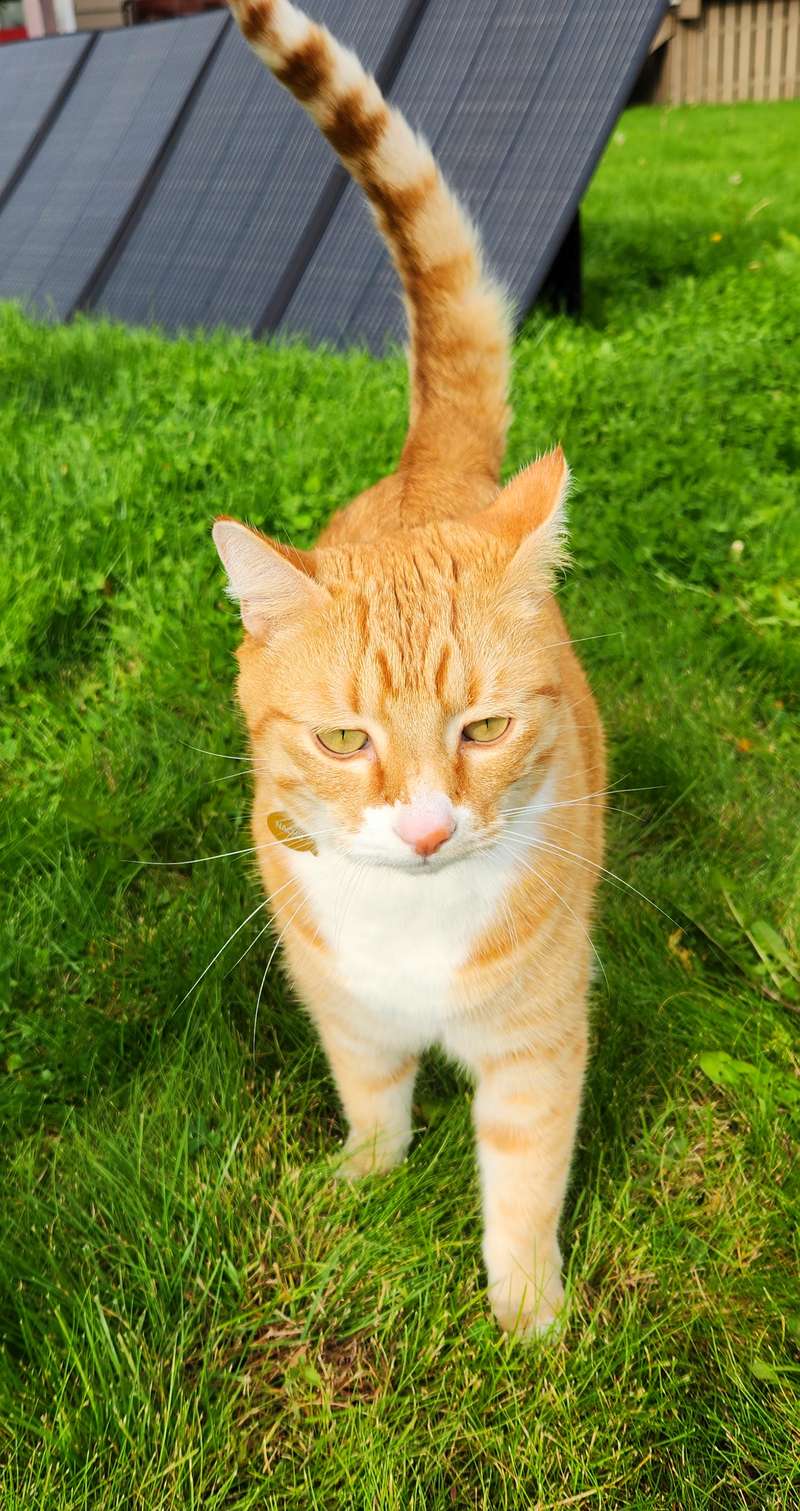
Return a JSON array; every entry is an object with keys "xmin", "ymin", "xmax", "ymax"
[
  {"xmin": 212, "ymin": 517, "xmax": 329, "ymax": 639},
  {"xmin": 474, "ymin": 446, "xmax": 570, "ymax": 604}
]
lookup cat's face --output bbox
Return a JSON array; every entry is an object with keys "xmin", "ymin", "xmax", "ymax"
[{"xmin": 215, "ymin": 452, "xmax": 568, "ymax": 872}]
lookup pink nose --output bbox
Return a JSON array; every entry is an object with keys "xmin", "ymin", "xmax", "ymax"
[{"xmin": 393, "ymin": 802, "xmax": 455, "ymax": 857}]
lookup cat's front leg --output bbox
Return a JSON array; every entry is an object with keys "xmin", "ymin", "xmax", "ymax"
[
  {"xmin": 472, "ymin": 1028, "xmax": 587, "ymax": 1337},
  {"xmin": 315, "ymin": 1015, "xmax": 419, "ymax": 1179}
]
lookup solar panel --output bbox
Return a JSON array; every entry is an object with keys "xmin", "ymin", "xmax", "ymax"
[
  {"xmin": 0, "ymin": 15, "xmax": 226, "ymax": 319},
  {"xmin": 0, "ymin": 1, "xmax": 664, "ymax": 343},
  {"xmin": 94, "ymin": 0, "xmax": 425, "ymax": 334},
  {"xmin": 0, "ymin": 32, "xmax": 94, "ymax": 210},
  {"xmin": 278, "ymin": 0, "xmax": 665, "ymax": 349}
]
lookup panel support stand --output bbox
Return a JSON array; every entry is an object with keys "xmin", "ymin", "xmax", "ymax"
[{"xmin": 541, "ymin": 209, "xmax": 582, "ymax": 317}]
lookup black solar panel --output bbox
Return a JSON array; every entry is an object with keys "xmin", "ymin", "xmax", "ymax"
[
  {"xmin": 0, "ymin": 1, "xmax": 665, "ymax": 343},
  {"xmin": 0, "ymin": 32, "xmax": 94, "ymax": 209},
  {"xmin": 0, "ymin": 15, "xmax": 226, "ymax": 319},
  {"xmin": 94, "ymin": 1, "xmax": 424, "ymax": 334},
  {"xmin": 279, "ymin": 0, "xmax": 665, "ymax": 349}
]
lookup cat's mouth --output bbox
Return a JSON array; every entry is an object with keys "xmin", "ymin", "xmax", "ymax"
[
  {"xmin": 346, "ymin": 852, "xmax": 456, "ymax": 873},
  {"xmin": 341, "ymin": 839, "xmax": 487, "ymax": 873},
  {"xmin": 387, "ymin": 851, "xmax": 458, "ymax": 872}
]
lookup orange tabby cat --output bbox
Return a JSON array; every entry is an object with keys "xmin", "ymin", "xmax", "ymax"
[{"xmin": 213, "ymin": 0, "xmax": 605, "ymax": 1336}]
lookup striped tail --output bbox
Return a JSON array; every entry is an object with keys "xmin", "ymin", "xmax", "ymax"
[{"xmin": 231, "ymin": 0, "xmax": 512, "ymax": 483}]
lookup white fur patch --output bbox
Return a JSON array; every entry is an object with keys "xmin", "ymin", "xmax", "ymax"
[
  {"xmin": 283, "ymin": 777, "xmax": 559, "ymax": 1050},
  {"xmin": 369, "ymin": 114, "xmax": 431, "ymax": 191},
  {"xmin": 288, "ymin": 838, "xmax": 511, "ymax": 1041},
  {"xmin": 250, "ymin": 0, "xmax": 313, "ymax": 70},
  {"xmin": 273, "ymin": 0, "xmax": 310, "ymax": 53}
]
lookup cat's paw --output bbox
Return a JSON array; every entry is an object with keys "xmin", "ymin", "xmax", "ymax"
[
  {"xmin": 486, "ymin": 1255, "xmax": 565, "ymax": 1341},
  {"xmin": 336, "ymin": 1129, "xmax": 408, "ymax": 1180},
  {"xmin": 490, "ymin": 1282, "xmax": 566, "ymax": 1341}
]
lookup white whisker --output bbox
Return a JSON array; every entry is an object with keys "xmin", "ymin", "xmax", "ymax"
[
  {"xmin": 500, "ymin": 788, "xmax": 660, "ymax": 827},
  {"xmin": 206, "ymin": 766, "xmax": 267, "ymax": 785},
  {"xmin": 225, "ymin": 920, "xmax": 273, "ymax": 979},
  {"xmin": 133, "ymin": 826, "xmax": 338, "ymax": 868},
  {"xmin": 177, "ymin": 739, "xmax": 251, "ymax": 762},
  {"xmin": 495, "ymin": 839, "xmax": 608, "ymax": 990},
  {"xmin": 176, "ymin": 895, "xmax": 268, "ymax": 1009},
  {"xmin": 501, "ymin": 783, "xmax": 661, "ymax": 817},
  {"xmin": 537, "ymin": 814, "xmax": 615, "ymax": 843},
  {"xmin": 333, "ymin": 859, "xmax": 367, "ymax": 954},
  {"xmin": 535, "ymin": 631, "xmax": 623, "ymax": 653},
  {"xmin": 504, "ymin": 801, "xmax": 643, "ymax": 823},
  {"xmin": 501, "ymin": 829, "xmax": 675, "ymax": 926},
  {"xmin": 498, "ymin": 889, "xmax": 520, "ymax": 957},
  {"xmin": 252, "ymin": 890, "xmax": 314, "ymax": 1057},
  {"xmin": 223, "ymin": 876, "xmax": 302, "ymax": 978}
]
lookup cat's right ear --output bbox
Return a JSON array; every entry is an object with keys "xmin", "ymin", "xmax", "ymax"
[{"xmin": 212, "ymin": 518, "xmax": 328, "ymax": 640}]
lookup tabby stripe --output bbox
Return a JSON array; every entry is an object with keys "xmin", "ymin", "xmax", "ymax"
[{"xmin": 229, "ymin": 0, "xmax": 512, "ymax": 482}]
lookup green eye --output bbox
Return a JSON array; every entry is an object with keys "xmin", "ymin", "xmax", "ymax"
[
  {"xmin": 462, "ymin": 716, "xmax": 511, "ymax": 744},
  {"xmin": 317, "ymin": 728, "xmax": 369, "ymax": 755}
]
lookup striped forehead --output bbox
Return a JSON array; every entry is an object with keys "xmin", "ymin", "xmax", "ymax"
[{"xmin": 341, "ymin": 554, "xmax": 475, "ymax": 713}]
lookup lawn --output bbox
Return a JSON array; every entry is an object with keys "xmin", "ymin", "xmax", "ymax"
[{"xmin": 1, "ymin": 99, "xmax": 799, "ymax": 1508}]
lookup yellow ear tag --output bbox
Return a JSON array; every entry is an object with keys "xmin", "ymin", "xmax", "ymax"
[{"xmin": 267, "ymin": 811, "xmax": 317, "ymax": 854}]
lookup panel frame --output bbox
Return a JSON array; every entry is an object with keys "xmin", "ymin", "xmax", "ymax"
[{"xmin": 0, "ymin": 31, "xmax": 96, "ymax": 215}]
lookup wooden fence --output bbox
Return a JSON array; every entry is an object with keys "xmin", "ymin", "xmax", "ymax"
[{"xmin": 649, "ymin": 0, "xmax": 800, "ymax": 102}]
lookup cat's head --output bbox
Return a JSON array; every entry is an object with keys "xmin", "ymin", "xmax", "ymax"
[{"xmin": 213, "ymin": 450, "xmax": 570, "ymax": 871}]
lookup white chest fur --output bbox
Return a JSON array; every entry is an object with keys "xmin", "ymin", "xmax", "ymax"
[{"xmin": 286, "ymin": 844, "xmax": 515, "ymax": 1037}]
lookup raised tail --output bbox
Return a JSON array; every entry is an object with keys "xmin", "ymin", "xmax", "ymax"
[{"xmin": 231, "ymin": 0, "xmax": 512, "ymax": 483}]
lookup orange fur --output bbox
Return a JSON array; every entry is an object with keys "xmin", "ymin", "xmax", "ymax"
[{"xmin": 214, "ymin": 0, "xmax": 606, "ymax": 1337}]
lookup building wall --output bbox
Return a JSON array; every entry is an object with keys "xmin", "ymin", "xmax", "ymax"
[
  {"xmin": 70, "ymin": 0, "xmax": 224, "ymax": 30},
  {"xmin": 651, "ymin": 0, "xmax": 800, "ymax": 103},
  {"xmin": 73, "ymin": 0, "xmax": 124, "ymax": 28}
]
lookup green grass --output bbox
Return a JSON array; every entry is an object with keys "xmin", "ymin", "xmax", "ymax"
[{"xmin": 1, "ymin": 99, "xmax": 799, "ymax": 1508}]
